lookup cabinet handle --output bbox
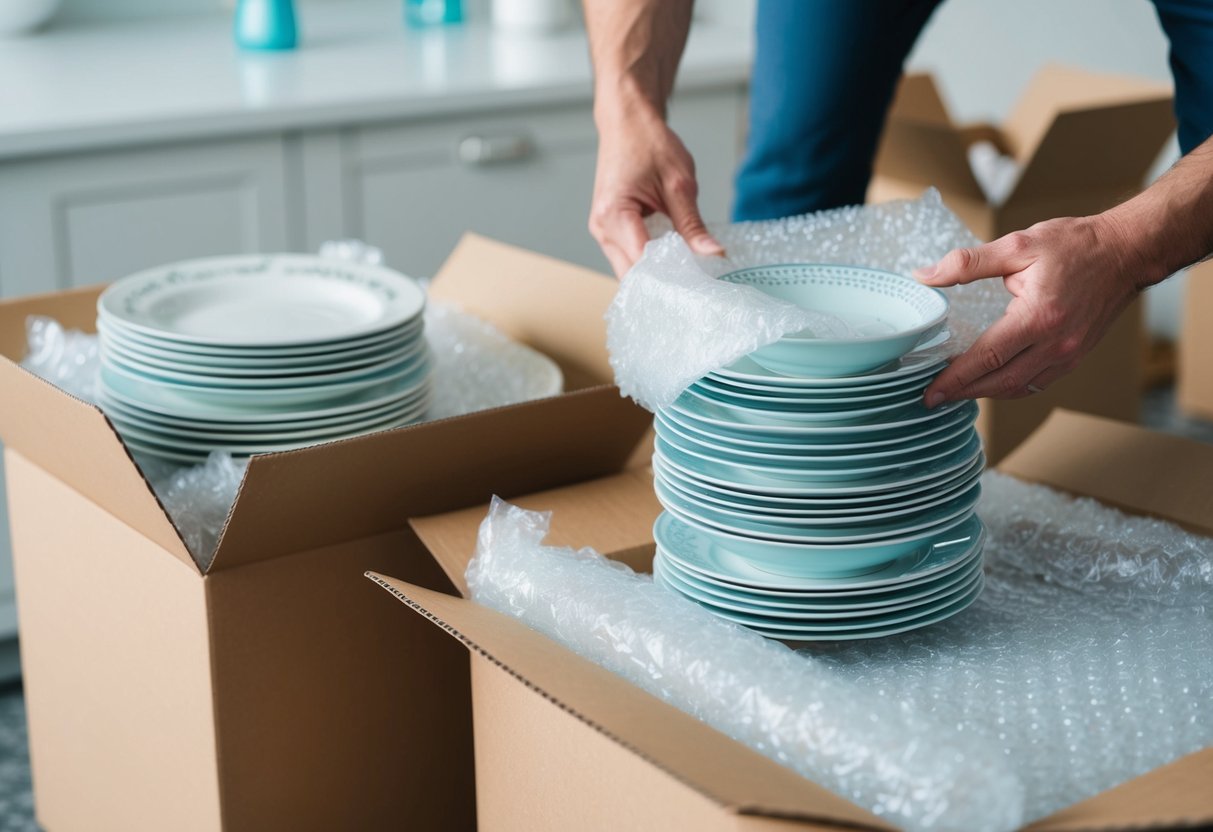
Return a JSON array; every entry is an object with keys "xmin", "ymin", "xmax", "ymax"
[{"xmin": 457, "ymin": 134, "xmax": 536, "ymax": 166}]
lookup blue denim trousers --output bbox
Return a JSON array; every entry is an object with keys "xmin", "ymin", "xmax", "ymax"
[{"xmin": 733, "ymin": 0, "xmax": 1213, "ymax": 221}]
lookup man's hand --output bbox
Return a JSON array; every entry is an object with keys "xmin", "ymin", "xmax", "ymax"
[
  {"xmin": 914, "ymin": 215, "xmax": 1148, "ymax": 407},
  {"xmin": 590, "ymin": 103, "xmax": 725, "ymax": 277}
]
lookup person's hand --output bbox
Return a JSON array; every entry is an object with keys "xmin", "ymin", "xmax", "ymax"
[
  {"xmin": 589, "ymin": 103, "xmax": 724, "ymax": 277},
  {"xmin": 913, "ymin": 214, "xmax": 1149, "ymax": 407}
]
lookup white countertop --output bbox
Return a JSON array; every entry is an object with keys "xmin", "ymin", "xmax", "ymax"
[{"xmin": 0, "ymin": 2, "xmax": 752, "ymax": 160}]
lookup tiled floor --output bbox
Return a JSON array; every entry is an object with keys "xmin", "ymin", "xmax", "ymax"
[{"xmin": 0, "ymin": 387, "xmax": 1208, "ymax": 829}]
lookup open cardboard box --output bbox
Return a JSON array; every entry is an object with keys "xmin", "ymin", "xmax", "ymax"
[
  {"xmin": 0, "ymin": 234, "xmax": 652, "ymax": 831},
  {"xmin": 868, "ymin": 65, "xmax": 1176, "ymax": 463},
  {"xmin": 371, "ymin": 410, "xmax": 1213, "ymax": 831},
  {"xmin": 1177, "ymin": 258, "xmax": 1213, "ymax": 420}
]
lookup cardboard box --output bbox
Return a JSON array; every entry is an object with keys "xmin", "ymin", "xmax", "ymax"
[
  {"xmin": 869, "ymin": 65, "xmax": 1175, "ymax": 463},
  {"xmin": 371, "ymin": 410, "xmax": 1213, "ymax": 831},
  {"xmin": 1177, "ymin": 259, "xmax": 1213, "ymax": 419},
  {"xmin": 0, "ymin": 234, "xmax": 653, "ymax": 832}
]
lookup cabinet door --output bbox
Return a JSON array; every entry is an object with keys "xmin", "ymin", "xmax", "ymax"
[
  {"xmin": 0, "ymin": 136, "xmax": 294, "ymax": 298},
  {"xmin": 336, "ymin": 87, "xmax": 745, "ymax": 278}
]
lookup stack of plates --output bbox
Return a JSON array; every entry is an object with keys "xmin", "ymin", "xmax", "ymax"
[
  {"xmin": 96, "ymin": 255, "xmax": 431, "ymax": 463},
  {"xmin": 652, "ymin": 264, "xmax": 985, "ymax": 641}
]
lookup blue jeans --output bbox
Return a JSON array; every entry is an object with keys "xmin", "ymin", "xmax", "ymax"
[{"xmin": 733, "ymin": 0, "xmax": 1213, "ymax": 221}]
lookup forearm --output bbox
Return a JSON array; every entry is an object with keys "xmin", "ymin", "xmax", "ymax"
[
  {"xmin": 1103, "ymin": 135, "xmax": 1213, "ymax": 287},
  {"xmin": 583, "ymin": 0, "xmax": 694, "ymax": 125}
]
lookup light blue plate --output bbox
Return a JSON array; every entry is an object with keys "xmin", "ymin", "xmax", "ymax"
[
  {"xmin": 654, "ymin": 477, "xmax": 981, "ymax": 544},
  {"xmin": 719, "ymin": 264, "xmax": 949, "ymax": 377},
  {"xmin": 653, "ymin": 510, "xmax": 980, "ymax": 578},
  {"xmin": 654, "ymin": 433, "xmax": 983, "ymax": 491},
  {"xmin": 669, "ymin": 394, "xmax": 970, "ymax": 438},
  {"xmin": 654, "ymin": 426, "xmax": 977, "ymax": 484},
  {"xmin": 655, "ymin": 464, "xmax": 983, "ymax": 527},
  {"xmin": 661, "ymin": 399, "xmax": 978, "ymax": 451},
  {"xmin": 655, "ymin": 554, "xmax": 983, "ymax": 621},
  {"xmin": 657, "ymin": 571, "xmax": 984, "ymax": 638},
  {"xmin": 683, "ymin": 381, "xmax": 924, "ymax": 418},
  {"xmin": 657, "ymin": 514, "xmax": 985, "ymax": 591},
  {"xmin": 712, "ymin": 350, "xmax": 948, "ymax": 390},
  {"xmin": 696, "ymin": 373, "xmax": 935, "ymax": 406},
  {"xmin": 655, "ymin": 539, "xmax": 983, "ymax": 604},
  {"xmin": 655, "ymin": 408, "xmax": 974, "ymax": 463}
]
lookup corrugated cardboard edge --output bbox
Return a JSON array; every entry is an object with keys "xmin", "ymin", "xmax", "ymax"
[{"xmin": 366, "ymin": 575, "xmax": 896, "ymax": 832}]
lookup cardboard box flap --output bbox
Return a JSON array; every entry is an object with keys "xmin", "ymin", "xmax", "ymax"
[
  {"xmin": 1025, "ymin": 748, "xmax": 1213, "ymax": 831},
  {"xmin": 207, "ymin": 388, "xmax": 651, "ymax": 572},
  {"xmin": 998, "ymin": 410, "xmax": 1213, "ymax": 536},
  {"xmin": 875, "ymin": 76, "xmax": 984, "ymax": 200},
  {"xmin": 366, "ymin": 574, "xmax": 897, "ymax": 832},
  {"xmin": 428, "ymin": 233, "xmax": 618, "ymax": 392},
  {"xmin": 0, "ymin": 283, "xmax": 104, "ymax": 360},
  {"xmin": 0, "ymin": 360, "xmax": 196, "ymax": 571},
  {"xmin": 409, "ymin": 467, "xmax": 660, "ymax": 597},
  {"xmin": 1007, "ymin": 98, "xmax": 1175, "ymax": 202},
  {"xmin": 1002, "ymin": 64, "xmax": 1173, "ymax": 164}
]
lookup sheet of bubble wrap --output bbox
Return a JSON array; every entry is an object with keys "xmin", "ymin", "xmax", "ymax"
[
  {"xmin": 606, "ymin": 190, "xmax": 1011, "ymax": 411},
  {"xmin": 18, "ymin": 308, "xmax": 561, "ymax": 569},
  {"xmin": 465, "ymin": 473, "xmax": 1213, "ymax": 832}
]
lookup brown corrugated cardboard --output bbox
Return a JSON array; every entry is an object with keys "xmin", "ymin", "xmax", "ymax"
[
  {"xmin": 870, "ymin": 65, "xmax": 1173, "ymax": 463},
  {"xmin": 1177, "ymin": 259, "xmax": 1213, "ymax": 419},
  {"xmin": 0, "ymin": 233, "xmax": 653, "ymax": 831},
  {"xmin": 373, "ymin": 409, "xmax": 1213, "ymax": 831}
]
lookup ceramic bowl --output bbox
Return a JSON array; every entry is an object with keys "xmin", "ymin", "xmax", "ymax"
[{"xmin": 720, "ymin": 264, "xmax": 948, "ymax": 377}]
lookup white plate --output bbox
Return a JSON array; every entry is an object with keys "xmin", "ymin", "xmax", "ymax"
[
  {"xmin": 661, "ymin": 400, "xmax": 977, "ymax": 451},
  {"xmin": 100, "ymin": 361, "xmax": 430, "ymax": 421},
  {"xmin": 712, "ymin": 350, "xmax": 948, "ymax": 390},
  {"xmin": 656, "ymin": 555, "xmax": 984, "ymax": 621},
  {"xmin": 656, "ymin": 511, "xmax": 985, "ymax": 591},
  {"xmin": 655, "ymin": 541, "xmax": 983, "ymax": 605},
  {"xmin": 102, "ymin": 337, "xmax": 427, "ymax": 387},
  {"xmin": 98, "ymin": 254, "xmax": 426, "ymax": 347},
  {"xmin": 101, "ymin": 353, "xmax": 429, "ymax": 410},
  {"xmin": 668, "ymin": 395, "xmax": 970, "ymax": 438}
]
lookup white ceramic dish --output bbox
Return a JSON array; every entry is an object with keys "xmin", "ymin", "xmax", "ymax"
[
  {"xmin": 719, "ymin": 264, "xmax": 948, "ymax": 377},
  {"xmin": 98, "ymin": 254, "xmax": 426, "ymax": 347}
]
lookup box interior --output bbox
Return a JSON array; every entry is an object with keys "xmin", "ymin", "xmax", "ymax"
[{"xmin": 372, "ymin": 410, "xmax": 1213, "ymax": 830}]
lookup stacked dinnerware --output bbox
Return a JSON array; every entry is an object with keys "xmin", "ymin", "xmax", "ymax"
[
  {"xmin": 96, "ymin": 254, "xmax": 431, "ymax": 464},
  {"xmin": 652, "ymin": 264, "xmax": 985, "ymax": 641}
]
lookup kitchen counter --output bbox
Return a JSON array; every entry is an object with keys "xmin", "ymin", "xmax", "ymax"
[{"xmin": 0, "ymin": 2, "xmax": 753, "ymax": 161}]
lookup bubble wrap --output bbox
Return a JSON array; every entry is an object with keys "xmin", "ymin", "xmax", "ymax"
[
  {"xmin": 465, "ymin": 475, "xmax": 1213, "ymax": 831},
  {"xmin": 607, "ymin": 190, "xmax": 1011, "ymax": 411},
  {"xmin": 18, "ymin": 308, "xmax": 561, "ymax": 569}
]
